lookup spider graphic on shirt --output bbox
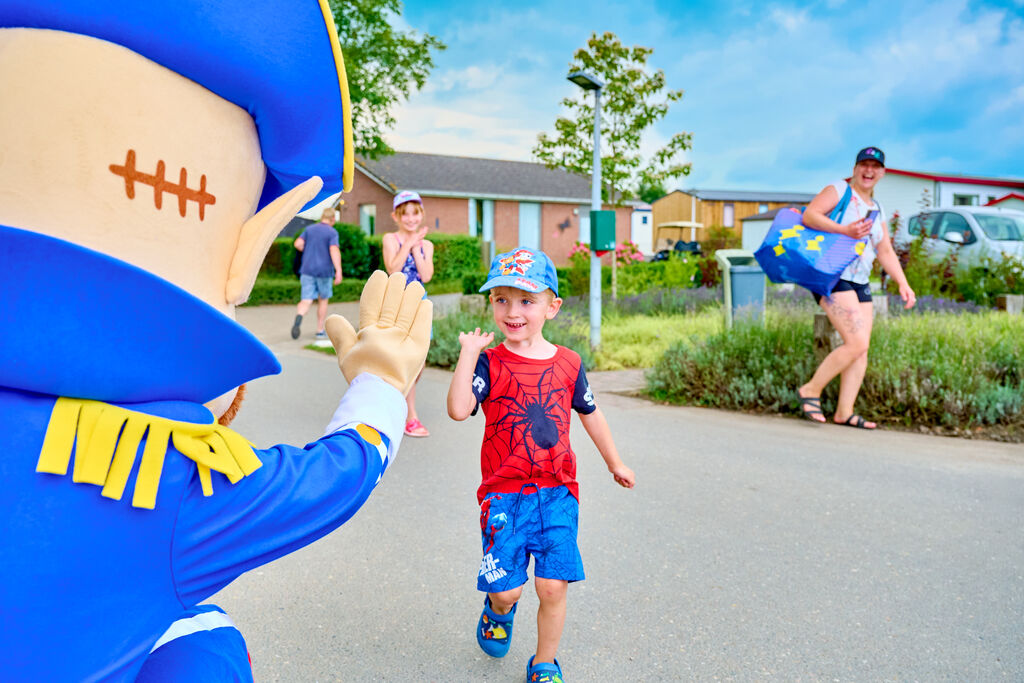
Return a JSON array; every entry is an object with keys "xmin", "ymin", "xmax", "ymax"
[{"xmin": 483, "ymin": 355, "xmax": 578, "ymax": 481}]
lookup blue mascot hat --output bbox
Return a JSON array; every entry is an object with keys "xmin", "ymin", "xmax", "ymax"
[{"xmin": 1, "ymin": 0, "xmax": 354, "ymax": 210}]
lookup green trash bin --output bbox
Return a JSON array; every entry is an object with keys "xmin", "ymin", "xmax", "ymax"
[{"xmin": 715, "ymin": 249, "xmax": 766, "ymax": 328}]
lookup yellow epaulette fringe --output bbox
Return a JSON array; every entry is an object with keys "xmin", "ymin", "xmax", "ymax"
[{"xmin": 36, "ymin": 397, "xmax": 263, "ymax": 510}]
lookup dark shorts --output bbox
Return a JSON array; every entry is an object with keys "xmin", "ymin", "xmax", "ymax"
[
  {"xmin": 477, "ymin": 485, "xmax": 584, "ymax": 592},
  {"xmin": 813, "ymin": 279, "xmax": 872, "ymax": 305}
]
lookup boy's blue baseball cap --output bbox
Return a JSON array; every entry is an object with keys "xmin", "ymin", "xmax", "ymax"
[
  {"xmin": 480, "ymin": 247, "xmax": 559, "ymax": 297},
  {"xmin": 1, "ymin": 0, "xmax": 353, "ymax": 211}
]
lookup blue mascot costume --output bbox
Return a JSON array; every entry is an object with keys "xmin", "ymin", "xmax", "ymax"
[{"xmin": 0, "ymin": 2, "xmax": 432, "ymax": 681}]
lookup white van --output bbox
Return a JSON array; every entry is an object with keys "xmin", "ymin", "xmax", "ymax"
[{"xmin": 896, "ymin": 206, "xmax": 1024, "ymax": 266}]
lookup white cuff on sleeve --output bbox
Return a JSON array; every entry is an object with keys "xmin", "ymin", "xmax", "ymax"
[{"xmin": 324, "ymin": 373, "xmax": 405, "ymax": 462}]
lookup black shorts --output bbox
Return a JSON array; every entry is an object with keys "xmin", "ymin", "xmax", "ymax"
[{"xmin": 812, "ymin": 279, "xmax": 872, "ymax": 305}]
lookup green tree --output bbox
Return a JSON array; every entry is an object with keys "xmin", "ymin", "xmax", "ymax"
[
  {"xmin": 638, "ymin": 180, "xmax": 667, "ymax": 204},
  {"xmin": 533, "ymin": 32, "xmax": 691, "ymax": 206},
  {"xmin": 329, "ymin": 0, "xmax": 445, "ymax": 158}
]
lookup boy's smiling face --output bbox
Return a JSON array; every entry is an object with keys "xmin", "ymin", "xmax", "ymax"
[{"xmin": 488, "ymin": 286, "xmax": 562, "ymax": 344}]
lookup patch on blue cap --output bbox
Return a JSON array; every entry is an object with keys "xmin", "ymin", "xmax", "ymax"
[
  {"xmin": 1, "ymin": 0, "xmax": 353, "ymax": 211},
  {"xmin": 480, "ymin": 247, "xmax": 559, "ymax": 297},
  {"xmin": 856, "ymin": 146, "xmax": 885, "ymax": 166}
]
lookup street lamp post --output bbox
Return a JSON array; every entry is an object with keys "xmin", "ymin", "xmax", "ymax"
[{"xmin": 567, "ymin": 71, "xmax": 604, "ymax": 349}]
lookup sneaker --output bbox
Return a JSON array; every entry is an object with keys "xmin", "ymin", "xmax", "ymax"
[
  {"xmin": 315, "ymin": 330, "xmax": 327, "ymax": 339},
  {"xmin": 526, "ymin": 655, "xmax": 563, "ymax": 683},
  {"xmin": 290, "ymin": 314, "xmax": 303, "ymax": 339},
  {"xmin": 477, "ymin": 597, "xmax": 516, "ymax": 658}
]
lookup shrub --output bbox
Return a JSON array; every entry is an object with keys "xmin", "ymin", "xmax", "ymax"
[
  {"xmin": 703, "ymin": 224, "xmax": 742, "ymax": 252},
  {"xmin": 260, "ymin": 238, "xmax": 300, "ymax": 277},
  {"xmin": 244, "ymin": 275, "xmax": 367, "ymax": 306},
  {"xmin": 646, "ymin": 310, "xmax": 1024, "ymax": 435},
  {"xmin": 954, "ymin": 254, "xmax": 1024, "ymax": 307},
  {"xmin": 891, "ymin": 231, "xmax": 960, "ymax": 299},
  {"xmin": 430, "ymin": 234, "xmax": 484, "ymax": 281},
  {"xmin": 561, "ymin": 286, "xmax": 721, "ymax": 317},
  {"xmin": 336, "ymin": 222, "xmax": 374, "ymax": 279},
  {"xmin": 261, "ymin": 223, "xmax": 376, "ymax": 279},
  {"xmin": 615, "ymin": 240, "xmax": 645, "ymax": 267},
  {"xmin": 366, "ymin": 235, "xmax": 384, "ymax": 271},
  {"xmin": 462, "ymin": 271, "xmax": 488, "ymax": 295}
]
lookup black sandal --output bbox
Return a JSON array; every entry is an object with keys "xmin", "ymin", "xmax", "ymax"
[
  {"xmin": 798, "ymin": 395, "xmax": 825, "ymax": 423},
  {"xmin": 838, "ymin": 414, "xmax": 876, "ymax": 429}
]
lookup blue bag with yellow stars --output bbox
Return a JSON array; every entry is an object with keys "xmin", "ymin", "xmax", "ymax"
[{"xmin": 753, "ymin": 185, "xmax": 867, "ymax": 297}]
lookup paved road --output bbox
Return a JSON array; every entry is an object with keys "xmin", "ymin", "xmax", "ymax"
[{"xmin": 216, "ymin": 303, "xmax": 1024, "ymax": 682}]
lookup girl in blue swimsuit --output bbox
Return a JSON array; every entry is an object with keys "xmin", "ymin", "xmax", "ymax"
[{"xmin": 383, "ymin": 190, "xmax": 434, "ymax": 437}]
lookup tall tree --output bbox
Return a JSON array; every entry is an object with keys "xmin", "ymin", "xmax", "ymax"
[
  {"xmin": 533, "ymin": 32, "xmax": 691, "ymax": 206},
  {"xmin": 330, "ymin": 0, "xmax": 445, "ymax": 158}
]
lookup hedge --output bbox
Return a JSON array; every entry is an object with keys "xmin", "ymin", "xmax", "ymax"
[
  {"xmin": 260, "ymin": 225, "xmax": 482, "ymax": 282},
  {"xmin": 647, "ymin": 310, "xmax": 1024, "ymax": 439}
]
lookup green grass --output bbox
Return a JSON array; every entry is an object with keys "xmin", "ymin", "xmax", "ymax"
[{"xmin": 585, "ymin": 311, "xmax": 723, "ymax": 370}]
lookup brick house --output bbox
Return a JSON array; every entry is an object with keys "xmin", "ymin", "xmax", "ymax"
[{"xmin": 302, "ymin": 152, "xmax": 632, "ymax": 266}]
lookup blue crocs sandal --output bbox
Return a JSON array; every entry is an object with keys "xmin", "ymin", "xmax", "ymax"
[
  {"xmin": 477, "ymin": 597, "xmax": 516, "ymax": 658},
  {"xmin": 526, "ymin": 655, "xmax": 564, "ymax": 682}
]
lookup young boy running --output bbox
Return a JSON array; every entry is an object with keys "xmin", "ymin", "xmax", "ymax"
[{"xmin": 447, "ymin": 246, "xmax": 635, "ymax": 682}]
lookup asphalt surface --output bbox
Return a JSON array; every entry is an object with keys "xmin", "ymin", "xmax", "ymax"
[{"xmin": 215, "ymin": 301, "xmax": 1024, "ymax": 682}]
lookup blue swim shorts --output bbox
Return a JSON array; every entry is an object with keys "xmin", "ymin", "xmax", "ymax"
[
  {"xmin": 300, "ymin": 274, "xmax": 333, "ymax": 300},
  {"xmin": 477, "ymin": 485, "xmax": 584, "ymax": 593}
]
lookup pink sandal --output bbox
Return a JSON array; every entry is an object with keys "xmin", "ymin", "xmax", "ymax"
[{"xmin": 404, "ymin": 418, "xmax": 430, "ymax": 437}]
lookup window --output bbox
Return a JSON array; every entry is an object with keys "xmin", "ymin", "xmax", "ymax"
[
  {"xmin": 641, "ymin": 215, "xmax": 648, "ymax": 224},
  {"xmin": 758, "ymin": 203, "xmax": 768, "ymax": 214},
  {"xmin": 953, "ymin": 194, "xmax": 978, "ymax": 206},
  {"xmin": 987, "ymin": 195, "xmax": 999, "ymax": 205},
  {"xmin": 723, "ymin": 203, "xmax": 734, "ymax": 227},
  {"xmin": 936, "ymin": 212, "xmax": 974, "ymax": 244},
  {"xmin": 975, "ymin": 214, "xmax": 1024, "ymax": 241},
  {"xmin": 358, "ymin": 203, "xmax": 376, "ymax": 235},
  {"xmin": 910, "ymin": 212, "xmax": 938, "ymax": 237}
]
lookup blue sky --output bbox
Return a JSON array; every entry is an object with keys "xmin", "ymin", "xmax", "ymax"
[{"xmin": 386, "ymin": 0, "xmax": 1024, "ymax": 194}]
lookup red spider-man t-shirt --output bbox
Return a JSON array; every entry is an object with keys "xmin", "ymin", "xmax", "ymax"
[{"xmin": 471, "ymin": 344, "xmax": 596, "ymax": 504}]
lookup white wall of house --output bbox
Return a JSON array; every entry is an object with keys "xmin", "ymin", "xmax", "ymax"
[
  {"xmin": 876, "ymin": 173, "xmax": 1023, "ymax": 231},
  {"xmin": 874, "ymin": 174, "xmax": 935, "ymax": 230},
  {"xmin": 937, "ymin": 182, "xmax": 1013, "ymax": 209},
  {"xmin": 631, "ymin": 208, "xmax": 653, "ymax": 254},
  {"xmin": 992, "ymin": 197, "xmax": 1024, "ymax": 212}
]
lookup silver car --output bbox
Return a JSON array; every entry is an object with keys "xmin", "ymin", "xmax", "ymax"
[{"xmin": 897, "ymin": 206, "xmax": 1024, "ymax": 266}]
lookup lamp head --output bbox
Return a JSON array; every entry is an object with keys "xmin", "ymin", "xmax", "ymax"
[{"xmin": 567, "ymin": 71, "xmax": 603, "ymax": 91}]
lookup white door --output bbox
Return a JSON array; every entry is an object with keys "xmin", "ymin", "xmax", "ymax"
[
  {"xmin": 632, "ymin": 211, "xmax": 653, "ymax": 254},
  {"xmin": 518, "ymin": 202, "xmax": 541, "ymax": 250}
]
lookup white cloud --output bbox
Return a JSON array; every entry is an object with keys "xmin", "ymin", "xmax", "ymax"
[
  {"xmin": 768, "ymin": 6, "xmax": 809, "ymax": 33},
  {"xmin": 423, "ymin": 65, "xmax": 501, "ymax": 93}
]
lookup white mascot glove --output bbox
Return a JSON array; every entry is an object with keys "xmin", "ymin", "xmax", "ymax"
[{"xmin": 325, "ymin": 271, "xmax": 432, "ymax": 395}]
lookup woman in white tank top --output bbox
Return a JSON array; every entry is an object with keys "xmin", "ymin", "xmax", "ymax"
[{"xmin": 796, "ymin": 147, "xmax": 916, "ymax": 429}]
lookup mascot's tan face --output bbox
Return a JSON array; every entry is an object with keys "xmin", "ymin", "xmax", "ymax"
[
  {"xmin": 0, "ymin": 28, "xmax": 323, "ymax": 417},
  {"xmin": 0, "ymin": 28, "xmax": 321, "ymax": 316}
]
